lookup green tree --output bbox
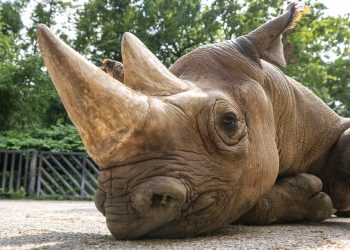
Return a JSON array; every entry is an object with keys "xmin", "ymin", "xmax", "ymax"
[
  {"xmin": 0, "ymin": 1, "xmax": 24, "ymax": 130},
  {"xmin": 0, "ymin": 0, "xmax": 71, "ymax": 130},
  {"xmin": 284, "ymin": 3, "xmax": 350, "ymax": 116},
  {"xmin": 74, "ymin": 0, "xmax": 220, "ymax": 65},
  {"xmin": 134, "ymin": 0, "xmax": 220, "ymax": 65},
  {"xmin": 209, "ymin": 0, "xmax": 285, "ymax": 39},
  {"xmin": 210, "ymin": 0, "xmax": 350, "ymax": 116},
  {"xmin": 0, "ymin": 0, "xmax": 349, "ymax": 151}
]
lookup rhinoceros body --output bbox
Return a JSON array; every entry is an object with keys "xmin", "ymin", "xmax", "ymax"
[{"xmin": 37, "ymin": 3, "xmax": 350, "ymax": 239}]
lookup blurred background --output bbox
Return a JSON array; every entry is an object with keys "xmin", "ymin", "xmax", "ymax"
[{"xmin": 0, "ymin": 0, "xmax": 349, "ymax": 152}]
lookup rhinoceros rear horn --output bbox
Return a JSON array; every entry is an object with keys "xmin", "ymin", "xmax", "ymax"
[
  {"xmin": 122, "ymin": 32, "xmax": 190, "ymax": 96},
  {"xmin": 36, "ymin": 24, "xmax": 151, "ymax": 168},
  {"xmin": 234, "ymin": 2, "xmax": 309, "ymax": 67}
]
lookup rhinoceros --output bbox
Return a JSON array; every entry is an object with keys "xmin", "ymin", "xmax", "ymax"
[{"xmin": 36, "ymin": 3, "xmax": 350, "ymax": 239}]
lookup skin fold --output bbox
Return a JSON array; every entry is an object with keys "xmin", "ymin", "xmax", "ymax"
[{"xmin": 37, "ymin": 3, "xmax": 350, "ymax": 239}]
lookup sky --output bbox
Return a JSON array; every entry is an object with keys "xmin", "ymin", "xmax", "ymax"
[{"xmin": 318, "ymin": 0, "xmax": 350, "ymax": 16}]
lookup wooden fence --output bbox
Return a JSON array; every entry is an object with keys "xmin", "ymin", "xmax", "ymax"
[{"xmin": 0, "ymin": 150, "xmax": 99, "ymax": 198}]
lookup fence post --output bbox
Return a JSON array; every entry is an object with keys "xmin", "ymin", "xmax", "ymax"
[
  {"xmin": 28, "ymin": 152, "xmax": 38, "ymax": 197},
  {"xmin": 8, "ymin": 152, "xmax": 16, "ymax": 192},
  {"xmin": 81, "ymin": 155, "xmax": 86, "ymax": 198},
  {"xmin": 23, "ymin": 153, "xmax": 30, "ymax": 191},
  {"xmin": 16, "ymin": 153, "xmax": 23, "ymax": 192},
  {"xmin": 1, "ymin": 152, "xmax": 8, "ymax": 191},
  {"xmin": 36, "ymin": 153, "xmax": 43, "ymax": 196}
]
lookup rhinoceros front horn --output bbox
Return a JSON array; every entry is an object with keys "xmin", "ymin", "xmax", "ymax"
[
  {"xmin": 36, "ymin": 24, "xmax": 152, "ymax": 168},
  {"xmin": 122, "ymin": 32, "xmax": 190, "ymax": 96}
]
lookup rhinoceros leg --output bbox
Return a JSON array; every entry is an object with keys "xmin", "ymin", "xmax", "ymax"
[
  {"xmin": 319, "ymin": 128, "xmax": 350, "ymax": 213},
  {"xmin": 238, "ymin": 174, "xmax": 333, "ymax": 224}
]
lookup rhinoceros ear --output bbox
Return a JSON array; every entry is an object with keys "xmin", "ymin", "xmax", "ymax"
[
  {"xmin": 121, "ymin": 32, "xmax": 190, "ymax": 96},
  {"xmin": 234, "ymin": 2, "xmax": 309, "ymax": 67},
  {"xmin": 101, "ymin": 59, "xmax": 125, "ymax": 83}
]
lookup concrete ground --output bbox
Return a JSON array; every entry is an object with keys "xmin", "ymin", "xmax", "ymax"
[{"xmin": 0, "ymin": 200, "xmax": 350, "ymax": 250}]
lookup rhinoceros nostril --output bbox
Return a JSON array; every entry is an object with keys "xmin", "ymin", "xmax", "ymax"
[
  {"xmin": 151, "ymin": 193, "xmax": 164, "ymax": 207},
  {"xmin": 151, "ymin": 193, "xmax": 174, "ymax": 207},
  {"xmin": 130, "ymin": 177, "xmax": 186, "ymax": 218}
]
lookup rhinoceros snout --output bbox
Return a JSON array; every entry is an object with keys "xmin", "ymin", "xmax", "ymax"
[
  {"xmin": 105, "ymin": 176, "xmax": 187, "ymax": 239},
  {"xmin": 131, "ymin": 177, "xmax": 186, "ymax": 214}
]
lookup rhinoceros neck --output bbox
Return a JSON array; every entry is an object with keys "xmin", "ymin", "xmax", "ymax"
[{"xmin": 261, "ymin": 61, "xmax": 349, "ymax": 175}]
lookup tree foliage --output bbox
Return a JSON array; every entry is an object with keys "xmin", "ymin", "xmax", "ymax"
[
  {"xmin": 0, "ymin": 124, "xmax": 85, "ymax": 151},
  {"xmin": 0, "ymin": 0, "xmax": 349, "ymax": 151},
  {"xmin": 284, "ymin": 6, "xmax": 350, "ymax": 116},
  {"xmin": 74, "ymin": 0, "xmax": 220, "ymax": 65},
  {"xmin": 0, "ymin": 0, "xmax": 69, "ymax": 131}
]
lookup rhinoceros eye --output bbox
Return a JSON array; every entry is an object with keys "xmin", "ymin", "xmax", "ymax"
[
  {"xmin": 220, "ymin": 112, "xmax": 236, "ymax": 132},
  {"xmin": 210, "ymin": 100, "xmax": 246, "ymax": 147}
]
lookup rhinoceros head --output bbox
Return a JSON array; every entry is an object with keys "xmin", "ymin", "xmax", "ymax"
[{"xmin": 37, "ymin": 3, "xmax": 305, "ymax": 239}]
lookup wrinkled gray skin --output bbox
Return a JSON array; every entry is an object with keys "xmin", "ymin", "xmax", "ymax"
[{"xmin": 38, "ymin": 3, "xmax": 350, "ymax": 239}]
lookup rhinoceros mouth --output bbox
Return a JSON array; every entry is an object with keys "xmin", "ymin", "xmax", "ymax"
[
  {"xmin": 96, "ymin": 172, "xmax": 188, "ymax": 239},
  {"xmin": 106, "ymin": 209, "xmax": 181, "ymax": 239},
  {"xmin": 94, "ymin": 153, "xmax": 236, "ymax": 239},
  {"xmin": 96, "ymin": 172, "xmax": 234, "ymax": 239},
  {"xmin": 103, "ymin": 197, "xmax": 229, "ymax": 239},
  {"xmin": 144, "ymin": 190, "xmax": 234, "ymax": 238}
]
